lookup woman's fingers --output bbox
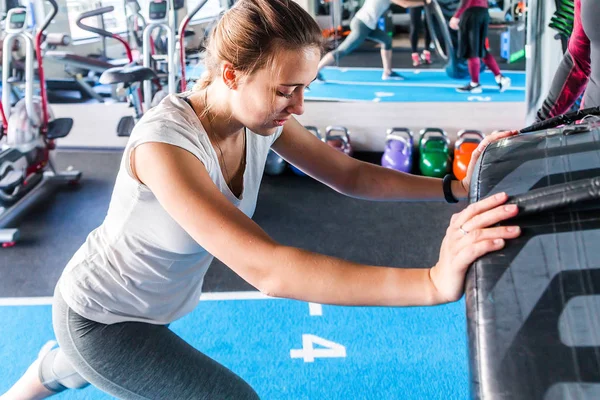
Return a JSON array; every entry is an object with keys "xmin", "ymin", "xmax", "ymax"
[
  {"xmin": 460, "ymin": 203, "xmax": 519, "ymax": 233},
  {"xmin": 453, "ymin": 238, "xmax": 508, "ymax": 270},
  {"xmin": 451, "ymin": 192, "xmax": 512, "ymax": 229},
  {"xmin": 455, "ymin": 225, "xmax": 521, "ymax": 253}
]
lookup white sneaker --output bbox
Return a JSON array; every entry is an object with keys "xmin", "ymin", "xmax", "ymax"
[{"xmin": 497, "ymin": 75, "xmax": 511, "ymax": 92}]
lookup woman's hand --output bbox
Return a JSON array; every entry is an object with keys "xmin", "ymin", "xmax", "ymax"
[
  {"xmin": 449, "ymin": 17, "xmax": 460, "ymax": 30},
  {"xmin": 429, "ymin": 192, "xmax": 521, "ymax": 303},
  {"xmin": 460, "ymin": 130, "xmax": 518, "ymax": 196}
]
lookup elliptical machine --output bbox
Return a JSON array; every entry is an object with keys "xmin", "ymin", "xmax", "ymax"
[
  {"xmin": 141, "ymin": 0, "xmax": 177, "ymax": 111},
  {"xmin": 0, "ymin": 1, "xmax": 81, "ymax": 247}
]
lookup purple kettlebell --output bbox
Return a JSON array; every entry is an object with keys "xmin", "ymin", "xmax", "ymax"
[{"xmin": 381, "ymin": 127, "xmax": 414, "ymax": 173}]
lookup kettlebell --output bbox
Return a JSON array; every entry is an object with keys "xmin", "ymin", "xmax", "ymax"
[
  {"xmin": 452, "ymin": 129, "xmax": 484, "ymax": 180},
  {"xmin": 325, "ymin": 126, "xmax": 353, "ymax": 156},
  {"xmin": 419, "ymin": 127, "xmax": 451, "ymax": 178},
  {"xmin": 264, "ymin": 150, "xmax": 286, "ymax": 176},
  {"xmin": 381, "ymin": 127, "xmax": 414, "ymax": 173},
  {"xmin": 290, "ymin": 126, "xmax": 324, "ymax": 177}
]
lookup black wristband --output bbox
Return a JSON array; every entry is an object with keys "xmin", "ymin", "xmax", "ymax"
[{"xmin": 442, "ymin": 174, "xmax": 459, "ymax": 203}]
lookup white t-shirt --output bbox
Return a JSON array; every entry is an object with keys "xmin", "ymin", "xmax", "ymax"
[
  {"xmin": 58, "ymin": 93, "xmax": 283, "ymax": 325},
  {"xmin": 355, "ymin": 0, "xmax": 391, "ymax": 30}
]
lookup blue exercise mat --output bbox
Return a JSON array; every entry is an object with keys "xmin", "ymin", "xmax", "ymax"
[
  {"xmin": 185, "ymin": 65, "xmax": 525, "ymax": 103},
  {"xmin": 0, "ymin": 297, "xmax": 468, "ymax": 399}
]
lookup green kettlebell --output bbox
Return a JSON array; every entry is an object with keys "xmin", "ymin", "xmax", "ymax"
[{"xmin": 419, "ymin": 128, "xmax": 451, "ymax": 178}]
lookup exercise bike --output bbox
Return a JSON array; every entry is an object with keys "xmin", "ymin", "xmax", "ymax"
[
  {"xmin": 76, "ymin": 5, "xmax": 156, "ymax": 138},
  {"xmin": 0, "ymin": 1, "xmax": 81, "ymax": 247},
  {"xmin": 77, "ymin": 0, "xmax": 195, "ymax": 137},
  {"xmin": 78, "ymin": 0, "xmax": 209, "ymax": 137}
]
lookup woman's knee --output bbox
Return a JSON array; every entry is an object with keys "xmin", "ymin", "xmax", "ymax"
[{"xmin": 383, "ymin": 37, "xmax": 393, "ymax": 51}]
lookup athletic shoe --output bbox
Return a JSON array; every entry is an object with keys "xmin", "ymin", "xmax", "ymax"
[
  {"xmin": 497, "ymin": 75, "xmax": 511, "ymax": 92},
  {"xmin": 382, "ymin": 71, "xmax": 405, "ymax": 80},
  {"xmin": 421, "ymin": 50, "xmax": 432, "ymax": 65},
  {"xmin": 411, "ymin": 53, "xmax": 421, "ymax": 67},
  {"xmin": 456, "ymin": 82, "xmax": 483, "ymax": 93}
]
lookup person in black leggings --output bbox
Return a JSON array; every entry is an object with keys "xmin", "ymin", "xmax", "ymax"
[
  {"xmin": 450, "ymin": 0, "xmax": 511, "ymax": 93},
  {"xmin": 409, "ymin": 6, "xmax": 432, "ymax": 66}
]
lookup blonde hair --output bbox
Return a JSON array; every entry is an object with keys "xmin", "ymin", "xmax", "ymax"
[{"xmin": 193, "ymin": 0, "xmax": 325, "ymax": 92}]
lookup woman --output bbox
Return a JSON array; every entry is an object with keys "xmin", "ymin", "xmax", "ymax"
[
  {"xmin": 536, "ymin": 0, "xmax": 596, "ymax": 121},
  {"xmin": 449, "ymin": 0, "xmax": 511, "ymax": 93},
  {"xmin": 409, "ymin": 6, "xmax": 432, "ymax": 66},
  {"xmin": 316, "ymin": 0, "xmax": 429, "ymax": 81},
  {"xmin": 1, "ymin": 1, "xmax": 520, "ymax": 399}
]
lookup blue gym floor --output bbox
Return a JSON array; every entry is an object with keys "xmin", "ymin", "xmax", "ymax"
[
  {"xmin": 1, "ymin": 297, "xmax": 468, "ymax": 399},
  {"xmin": 186, "ymin": 64, "xmax": 525, "ymax": 103},
  {"xmin": 1, "ymin": 66, "xmax": 524, "ymax": 106}
]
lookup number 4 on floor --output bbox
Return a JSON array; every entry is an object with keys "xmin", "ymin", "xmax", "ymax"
[{"xmin": 290, "ymin": 334, "xmax": 347, "ymax": 363}]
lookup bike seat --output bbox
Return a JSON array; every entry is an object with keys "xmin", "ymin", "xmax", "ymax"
[{"xmin": 99, "ymin": 65, "xmax": 158, "ymax": 85}]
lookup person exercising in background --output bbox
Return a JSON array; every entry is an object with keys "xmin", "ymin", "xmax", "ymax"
[
  {"xmin": 536, "ymin": 0, "xmax": 597, "ymax": 121},
  {"xmin": 449, "ymin": 0, "xmax": 511, "ymax": 93},
  {"xmin": 409, "ymin": 6, "xmax": 432, "ymax": 66},
  {"xmin": 316, "ymin": 0, "xmax": 430, "ymax": 81}
]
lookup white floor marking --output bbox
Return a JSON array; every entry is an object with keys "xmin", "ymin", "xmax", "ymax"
[{"xmin": 309, "ymin": 303, "xmax": 323, "ymax": 316}]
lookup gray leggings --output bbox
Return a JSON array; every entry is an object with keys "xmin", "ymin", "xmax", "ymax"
[
  {"xmin": 332, "ymin": 17, "xmax": 393, "ymax": 59},
  {"xmin": 39, "ymin": 286, "xmax": 259, "ymax": 399}
]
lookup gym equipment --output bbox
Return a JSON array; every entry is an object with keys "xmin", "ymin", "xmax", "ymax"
[
  {"xmin": 264, "ymin": 150, "xmax": 286, "ymax": 176},
  {"xmin": 452, "ymin": 129, "xmax": 483, "ymax": 180},
  {"xmin": 520, "ymin": 105, "xmax": 600, "ymax": 133},
  {"xmin": 125, "ymin": 0, "xmax": 146, "ymax": 49},
  {"xmin": 78, "ymin": 6, "xmax": 157, "ymax": 138},
  {"xmin": 143, "ymin": 0, "xmax": 177, "ymax": 110},
  {"xmin": 381, "ymin": 128, "xmax": 414, "ymax": 173},
  {"xmin": 289, "ymin": 126, "xmax": 324, "ymax": 177},
  {"xmin": 418, "ymin": 128, "xmax": 451, "ymax": 178},
  {"xmin": 549, "ymin": 0, "xmax": 575, "ymax": 60},
  {"xmin": 325, "ymin": 126, "xmax": 352, "ymax": 156},
  {"xmin": 424, "ymin": 0, "xmax": 452, "ymax": 62},
  {"xmin": 466, "ymin": 121, "xmax": 600, "ymax": 399},
  {"xmin": 80, "ymin": 1, "xmax": 207, "ymax": 137},
  {"xmin": 44, "ymin": 8, "xmax": 136, "ymax": 104},
  {"xmin": 178, "ymin": 0, "xmax": 209, "ymax": 92},
  {"xmin": 0, "ymin": 1, "xmax": 81, "ymax": 247},
  {"xmin": 500, "ymin": 22, "xmax": 526, "ymax": 64},
  {"xmin": 92, "ymin": 0, "xmax": 177, "ymax": 111}
]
